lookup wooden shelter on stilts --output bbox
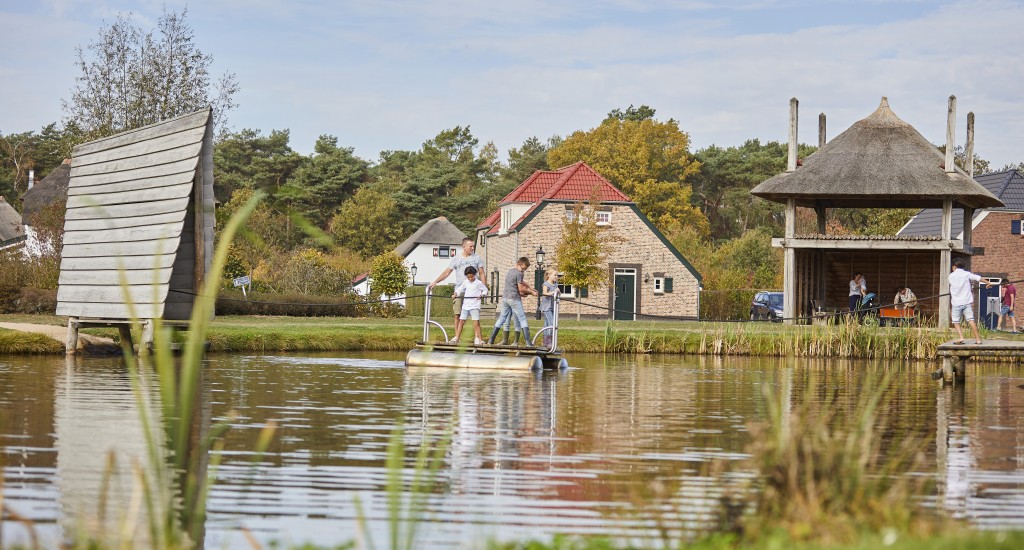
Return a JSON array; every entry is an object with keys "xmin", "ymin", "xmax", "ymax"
[
  {"xmin": 56, "ymin": 109, "xmax": 215, "ymax": 353},
  {"xmin": 750, "ymin": 97, "xmax": 1002, "ymax": 327}
]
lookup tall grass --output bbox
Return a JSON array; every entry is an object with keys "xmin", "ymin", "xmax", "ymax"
[
  {"xmin": 355, "ymin": 423, "xmax": 451, "ymax": 550},
  {"xmin": 724, "ymin": 371, "xmax": 936, "ymax": 545}
]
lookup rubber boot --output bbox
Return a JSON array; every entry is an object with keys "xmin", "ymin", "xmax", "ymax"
[
  {"xmin": 519, "ymin": 327, "xmax": 531, "ymax": 347},
  {"xmin": 511, "ymin": 330, "xmax": 520, "ymax": 346},
  {"xmin": 500, "ymin": 330, "xmax": 510, "ymax": 345},
  {"xmin": 487, "ymin": 326, "xmax": 501, "ymax": 345}
]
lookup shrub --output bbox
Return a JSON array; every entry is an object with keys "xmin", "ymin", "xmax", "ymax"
[
  {"xmin": 403, "ymin": 285, "xmax": 454, "ymax": 319},
  {"xmin": 16, "ymin": 287, "xmax": 58, "ymax": 314},
  {"xmin": 215, "ymin": 289, "xmax": 363, "ymax": 317}
]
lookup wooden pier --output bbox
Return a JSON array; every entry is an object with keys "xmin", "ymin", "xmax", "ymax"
[{"xmin": 934, "ymin": 338, "xmax": 1024, "ymax": 385}]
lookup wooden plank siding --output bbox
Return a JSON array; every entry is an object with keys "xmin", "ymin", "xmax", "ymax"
[
  {"xmin": 818, "ymin": 250, "xmax": 941, "ymax": 320},
  {"xmin": 56, "ymin": 109, "xmax": 214, "ymax": 321}
]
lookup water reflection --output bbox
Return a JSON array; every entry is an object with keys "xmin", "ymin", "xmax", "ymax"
[{"xmin": 2, "ymin": 353, "xmax": 1024, "ymax": 548}]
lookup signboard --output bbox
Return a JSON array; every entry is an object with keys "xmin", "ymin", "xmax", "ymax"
[{"xmin": 233, "ymin": 275, "xmax": 251, "ymax": 287}]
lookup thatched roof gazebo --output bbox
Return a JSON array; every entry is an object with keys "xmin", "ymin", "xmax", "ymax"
[{"xmin": 750, "ymin": 96, "xmax": 1002, "ymax": 327}]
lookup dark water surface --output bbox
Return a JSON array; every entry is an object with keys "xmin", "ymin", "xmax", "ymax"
[{"xmin": 2, "ymin": 353, "xmax": 1023, "ymax": 548}]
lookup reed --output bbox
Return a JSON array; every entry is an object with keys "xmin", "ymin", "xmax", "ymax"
[
  {"xmin": 725, "ymin": 371, "xmax": 937, "ymax": 545},
  {"xmin": 355, "ymin": 423, "xmax": 451, "ymax": 550}
]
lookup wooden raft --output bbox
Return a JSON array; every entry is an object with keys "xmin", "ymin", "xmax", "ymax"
[{"xmin": 935, "ymin": 338, "xmax": 1024, "ymax": 385}]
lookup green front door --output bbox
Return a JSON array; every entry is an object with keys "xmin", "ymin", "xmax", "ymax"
[{"xmin": 613, "ymin": 270, "xmax": 635, "ymax": 320}]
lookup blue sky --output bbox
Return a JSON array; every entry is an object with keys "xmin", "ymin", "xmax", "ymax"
[{"xmin": 2, "ymin": 0, "xmax": 1022, "ymax": 167}]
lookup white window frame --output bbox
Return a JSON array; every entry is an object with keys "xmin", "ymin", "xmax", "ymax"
[
  {"xmin": 653, "ymin": 276, "xmax": 665, "ymax": 294},
  {"xmin": 596, "ymin": 210, "xmax": 612, "ymax": 226},
  {"xmin": 556, "ymin": 273, "xmax": 576, "ymax": 299}
]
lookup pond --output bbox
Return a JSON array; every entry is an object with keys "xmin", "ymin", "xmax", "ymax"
[{"xmin": 1, "ymin": 353, "xmax": 1023, "ymax": 548}]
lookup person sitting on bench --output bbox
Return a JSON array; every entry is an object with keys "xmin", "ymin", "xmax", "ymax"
[{"xmin": 894, "ymin": 286, "xmax": 916, "ymax": 311}]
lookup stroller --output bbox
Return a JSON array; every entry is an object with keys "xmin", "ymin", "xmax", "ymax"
[{"xmin": 857, "ymin": 292, "xmax": 878, "ymax": 323}]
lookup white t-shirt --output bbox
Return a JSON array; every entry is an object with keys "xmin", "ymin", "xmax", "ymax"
[
  {"xmin": 849, "ymin": 279, "xmax": 865, "ymax": 296},
  {"xmin": 948, "ymin": 268, "xmax": 981, "ymax": 307},
  {"xmin": 455, "ymin": 279, "xmax": 488, "ymax": 310}
]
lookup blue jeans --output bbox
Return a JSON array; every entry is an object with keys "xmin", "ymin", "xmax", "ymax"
[
  {"xmin": 494, "ymin": 298, "xmax": 529, "ymax": 331},
  {"xmin": 541, "ymin": 309, "xmax": 554, "ymax": 345}
]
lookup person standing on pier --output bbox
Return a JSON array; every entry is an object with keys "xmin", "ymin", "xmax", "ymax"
[
  {"xmin": 999, "ymin": 281, "xmax": 1018, "ymax": 333},
  {"xmin": 428, "ymin": 237, "xmax": 484, "ymax": 337},
  {"xmin": 488, "ymin": 257, "xmax": 538, "ymax": 346},
  {"xmin": 948, "ymin": 258, "xmax": 990, "ymax": 345}
]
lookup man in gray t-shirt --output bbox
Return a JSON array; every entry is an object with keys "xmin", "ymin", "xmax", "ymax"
[
  {"xmin": 428, "ymin": 237, "xmax": 485, "ymax": 323},
  {"xmin": 488, "ymin": 257, "xmax": 538, "ymax": 346}
]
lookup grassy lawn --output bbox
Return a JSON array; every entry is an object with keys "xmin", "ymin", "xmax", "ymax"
[{"xmin": 2, "ymin": 313, "xmax": 1018, "ymax": 356}]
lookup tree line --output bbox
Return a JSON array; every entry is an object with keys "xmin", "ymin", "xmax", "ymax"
[{"xmin": 2, "ymin": 8, "xmax": 1022, "ymax": 317}]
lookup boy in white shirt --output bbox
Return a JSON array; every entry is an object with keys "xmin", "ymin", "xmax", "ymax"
[{"xmin": 451, "ymin": 266, "xmax": 489, "ymax": 345}]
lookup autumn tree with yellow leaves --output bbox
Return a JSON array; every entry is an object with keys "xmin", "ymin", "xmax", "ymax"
[{"xmin": 547, "ymin": 106, "xmax": 710, "ymax": 240}]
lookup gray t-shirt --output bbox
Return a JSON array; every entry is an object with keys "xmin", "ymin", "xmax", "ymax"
[
  {"xmin": 540, "ymin": 281, "xmax": 557, "ymax": 312},
  {"xmin": 448, "ymin": 252, "xmax": 484, "ymax": 286},
  {"xmin": 503, "ymin": 268, "xmax": 524, "ymax": 301}
]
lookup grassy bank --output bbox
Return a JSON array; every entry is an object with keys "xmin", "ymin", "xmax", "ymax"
[
  {"xmin": 2, "ymin": 314, "xmax": 1019, "ymax": 358},
  {"xmin": 0, "ymin": 327, "xmax": 65, "ymax": 354}
]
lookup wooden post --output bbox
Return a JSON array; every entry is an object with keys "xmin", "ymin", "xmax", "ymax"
[
  {"xmin": 815, "ymin": 203, "xmax": 826, "ymax": 235},
  {"xmin": 784, "ymin": 198, "xmax": 797, "ymax": 325},
  {"xmin": 818, "ymin": 112, "xmax": 826, "ymax": 149},
  {"xmin": 939, "ymin": 198, "xmax": 953, "ymax": 329},
  {"xmin": 788, "ymin": 98, "xmax": 799, "ymax": 172},
  {"xmin": 941, "ymin": 199, "xmax": 953, "ymax": 240},
  {"xmin": 966, "ymin": 112, "xmax": 975, "ymax": 178},
  {"xmin": 939, "ymin": 249, "xmax": 951, "ymax": 329},
  {"xmin": 65, "ymin": 317, "xmax": 79, "ymax": 355},
  {"xmin": 945, "ymin": 95, "xmax": 956, "ymax": 173},
  {"xmin": 942, "ymin": 356, "xmax": 954, "ymax": 383},
  {"xmin": 118, "ymin": 325, "xmax": 134, "ymax": 353}
]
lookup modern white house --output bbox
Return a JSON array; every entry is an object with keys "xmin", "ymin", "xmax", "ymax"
[{"xmin": 352, "ymin": 216, "xmax": 468, "ymax": 298}]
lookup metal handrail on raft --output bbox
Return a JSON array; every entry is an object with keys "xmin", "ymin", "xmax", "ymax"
[
  {"xmin": 531, "ymin": 291, "xmax": 560, "ymax": 353},
  {"xmin": 421, "ymin": 291, "xmax": 450, "ymax": 343}
]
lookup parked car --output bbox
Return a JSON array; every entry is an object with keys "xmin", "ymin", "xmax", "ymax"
[{"xmin": 750, "ymin": 291, "xmax": 784, "ymax": 321}]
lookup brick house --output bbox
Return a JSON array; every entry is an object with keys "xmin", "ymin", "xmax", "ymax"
[
  {"xmin": 899, "ymin": 168, "xmax": 1024, "ymax": 290},
  {"xmin": 475, "ymin": 161, "xmax": 701, "ymax": 320}
]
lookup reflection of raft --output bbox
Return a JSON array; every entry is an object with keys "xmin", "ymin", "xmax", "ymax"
[
  {"xmin": 404, "ymin": 292, "xmax": 568, "ymax": 371},
  {"xmin": 406, "ymin": 343, "xmax": 566, "ymax": 370}
]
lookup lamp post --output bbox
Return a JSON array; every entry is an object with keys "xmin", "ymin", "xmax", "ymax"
[
  {"xmin": 410, "ymin": 263, "xmax": 417, "ymax": 286},
  {"xmin": 535, "ymin": 245, "xmax": 545, "ymax": 320}
]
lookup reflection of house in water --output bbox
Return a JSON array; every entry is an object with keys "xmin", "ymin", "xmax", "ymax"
[
  {"xmin": 54, "ymin": 358, "xmax": 156, "ymax": 540},
  {"xmin": 936, "ymin": 377, "xmax": 1024, "ymax": 528}
]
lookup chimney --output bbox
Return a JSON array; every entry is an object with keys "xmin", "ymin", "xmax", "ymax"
[
  {"xmin": 818, "ymin": 113, "xmax": 826, "ymax": 149},
  {"xmin": 966, "ymin": 111, "xmax": 975, "ymax": 179},
  {"xmin": 945, "ymin": 95, "xmax": 956, "ymax": 173},
  {"xmin": 787, "ymin": 98, "xmax": 799, "ymax": 172},
  {"xmin": 28, "ymin": 170, "xmax": 34, "ymax": 190}
]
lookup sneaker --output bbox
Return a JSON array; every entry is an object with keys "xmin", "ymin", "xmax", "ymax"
[
  {"xmin": 448, "ymin": 338, "xmax": 459, "ymax": 344},
  {"xmin": 474, "ymin": 338, "xmax": 484, "ymax": 346}
]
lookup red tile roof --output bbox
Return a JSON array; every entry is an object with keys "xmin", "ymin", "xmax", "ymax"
[{"xmin": 478, "ymin": 162, "xmax": 631, "ymax": 233}]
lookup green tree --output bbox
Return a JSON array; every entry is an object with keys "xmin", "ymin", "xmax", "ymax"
[
  {"xmin": 63, "ymin": 7, "xmax": 238, "ymax": 141},
  {"xmin": 389, "ymin": 126, "xmax": 498, "ymax": 236},
  {"xmin": 547, "ymin": 113, "xmax": 708, "ymax": 239},
  {"xmin": 607, "ymin": 104, "xmax": 656, "ymax": 122},
  {"xmin": 692, "ymin": 140, "xmax": 817, "ymax": 240},
  {"xmin": 329, "ymin": 186, "xmax": 402, "ymax": 259},
  {"xmin": 278, "ymin": 135, "xmax": 369, "ymax": 226},
  {"xmin": 213, "ymin": 129, "xmax": 305, "ymax": 202},
  {"xmin": 369, "ymin": 252, "xmax": 409, "ymax": 317},
  {"xmin": 555, "ymin": 201, "xmax": 618, "ymax": 320}
]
